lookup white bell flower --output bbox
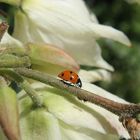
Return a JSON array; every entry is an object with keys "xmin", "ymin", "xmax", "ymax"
[
  {"xmin": 18, "ymin": 82, "xmax": 130, "ymax": 140},
  {"xmin": 0, "ymin": 0, "xmax": 131, "ymax": 82},
  {"xmin": 12, "ymin": 0, "xmax": 131, "ymax": 72}
]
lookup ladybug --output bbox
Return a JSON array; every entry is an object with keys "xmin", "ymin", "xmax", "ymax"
[{"xmin": 58, "ymin": 70, "xmax": 82, "ymax": 88}]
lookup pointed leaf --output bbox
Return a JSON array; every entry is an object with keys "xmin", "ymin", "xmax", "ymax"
[
  {"xmin": 0, "ymin": 86, "xmax": 20, "ymax": 140},
  {"xmin": 79, "ymin": 69, "xmax": 111, "ymax": 83},
  {"xmin": 89, "ymin": 23, "xmax": 131, "ymax": 47}
]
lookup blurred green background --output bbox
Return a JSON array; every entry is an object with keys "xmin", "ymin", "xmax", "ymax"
[
  {"xmin": 85, "ymin": 0, "xmax": 140, "ymax": 103},
  {"xmin": 0, "ymin": 0, "xmax": 140, "ymax": 103}
]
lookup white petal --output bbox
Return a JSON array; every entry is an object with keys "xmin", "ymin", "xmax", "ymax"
[
  {"xmin": 79, "ymin": 69, "xmax": 112, "ymax": 83},
  {"xmin": 1, "ymin": 32, "xmax": 22, "ymax": 48},
  {"xmin": 90, "ymin": 13, "xmax": 99, "ymax": 23},
  {"xmin": 14, "ymin": 12, "xmax": 113, "ymax": 70},
  {"xmin": 82, "ymin": 82, "xmax": 128, "ymax": 103},
  {"xmin": 60, "ymin": 124, "xmax": 119, "ymax": 140},
  {"xmin": 22, "ymin": 0, "xmax": 92, "ymax": 23},
  {"xmin": 41, "ymin": 91, "xmax": 106, "ymax": 134},
  {"xmin": 81, "ymin": 82, "xmax": 130, "ymax": 138},
  {"xmin": 88, "ymin": 23, "xmax": 131, "ymax": 46},
  {"xmin": 20, "ymin": 0, "xmax": 131, "ymax": 46}
]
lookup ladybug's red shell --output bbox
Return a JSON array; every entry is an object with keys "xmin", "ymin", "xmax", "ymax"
[{"xmin": 58, "ymin": 70, "xmax": 82, "ymax": 88}]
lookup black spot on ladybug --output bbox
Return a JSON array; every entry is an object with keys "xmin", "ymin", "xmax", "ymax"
[
  {"xmin": 70, "ymin": 71, "xmax": 73, "ymax": 74},
  {"xmin": 70, "ymin": 76, "xmax": 73, "ymax": 81},
  {"xmin": 61, "ymin": 73, "xmax": 64, "ymax": 77}
]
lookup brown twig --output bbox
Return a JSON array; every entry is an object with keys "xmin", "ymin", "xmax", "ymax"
[{"xmin": 15, "ymin": 68, "xmax": 140, "ymax": 117}]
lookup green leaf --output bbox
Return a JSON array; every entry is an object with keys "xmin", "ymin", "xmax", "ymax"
[{"xmin": 0, "ymin": 86, "xmax": 20, "ymax": 140}]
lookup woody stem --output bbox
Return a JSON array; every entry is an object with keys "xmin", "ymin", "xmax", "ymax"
[{"xmin": 15, "ymin": 68, "xmax": 140, "ymax": 117}]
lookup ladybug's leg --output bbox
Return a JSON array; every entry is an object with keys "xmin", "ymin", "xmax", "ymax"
[
  {"xmin": 60, "ymin": 80, "xmax": 73, "ymax": 87},
  {"xmin": 119, "ymin": 137, "xmax": 131, "ymax": 140}
]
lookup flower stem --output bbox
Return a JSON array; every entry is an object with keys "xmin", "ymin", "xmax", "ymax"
[
  {"xmin": 20, "ymin": 80, "xmax": 43, "ymax": 107},
  {"xmin": 15, "ymin": 68, "xmax": 140, "ymax": 117},
  {"xmin": 0, "ymin": 46, "xmax": 26, "ymax": 56},
  {"xmin": 0, "ymin": 69, "xmax": 42, "ymax": 107}
]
